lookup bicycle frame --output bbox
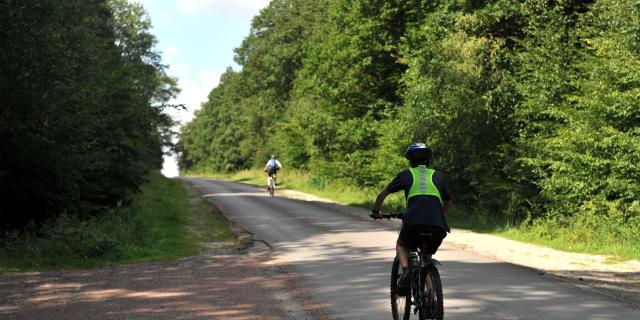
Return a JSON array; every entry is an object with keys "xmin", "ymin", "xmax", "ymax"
[
  {"xmin": 382, "ymin": 212, "xmax": 443, "ymax": 320},
  {"xmin": 408, "ymin": 249, "xmax": 426, "ymax": 314},
  {"xmin": 268, "ymin": 174, "xmax": 277, "ymax": 197},
  {"xmin": 409, "ymin": 248, "xmax": 442, "ymax": 315}
]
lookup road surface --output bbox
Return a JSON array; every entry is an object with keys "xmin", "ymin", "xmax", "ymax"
[{"xmin": 185, "ymin": 177, "xmax": 639, "ymax": 320}]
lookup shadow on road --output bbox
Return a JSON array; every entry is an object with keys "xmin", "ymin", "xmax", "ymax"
[{"xmin": 0, "ymin": 252, "xmax": 330, "ymax": 320}]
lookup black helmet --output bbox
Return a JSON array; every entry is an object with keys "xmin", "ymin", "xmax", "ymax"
[{"xmin": 404, "ymin": 143, "xmax": 432, "ymax": 162}]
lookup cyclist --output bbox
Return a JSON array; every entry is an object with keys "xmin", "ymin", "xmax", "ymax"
[
  {"xmin": 371, "ymin": 143, "xmax": 452, "ymax": 294},
  {"xmin": 263, "ymin": 155, "xmax": 282, "ymax": 190}
]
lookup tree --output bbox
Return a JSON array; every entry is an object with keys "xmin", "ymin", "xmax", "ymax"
[{"xmin": 0, "ymin": 0, "xmax": 176, "ymax": 229}]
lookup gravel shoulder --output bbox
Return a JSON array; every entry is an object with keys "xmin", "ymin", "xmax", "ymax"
[
  {"xmin": 449, "ymin": 229, "xmax": 640, "ymax": 307},
  {"xmin": 275, "ymin": 187, "xmax": 640, "ymax": 308},
  {"xmin": 0, "ymin": 249, "xmax": 331, "ymax": 320}
]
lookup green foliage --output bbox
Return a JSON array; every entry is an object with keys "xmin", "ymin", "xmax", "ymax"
[
  {"xmin": 0, "ymin": 0, "xmax": 178, "ymax": 229},
  {"xmin": 508, "ymin": 0, "xmax": 640, "ymax": 228},
  {"xmin": 400, "ymin": 3, "xmax": 520, "ymax": 217},
  {"xmin": 180, "ymin": 0, "xmax": 640, "ymax": 257},
  {"xmin": 180, "ymin": 0, "xmax": 326, "ymax": 172},
  {"xmin": 0, "ymin": 173, "xmax": 210, "ymax": 271}
]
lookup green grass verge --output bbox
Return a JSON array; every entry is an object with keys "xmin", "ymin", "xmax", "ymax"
[
  {"xmin": 446, "ymin": 208, "xmax": 640, "ymax": 261},
  {"xmin": 186, "ymin": 168, "xmax": 640, "ymax": 262},
  {"xmin": 0, "ymin": 172, "xmax": 236, "ymax": 273}
]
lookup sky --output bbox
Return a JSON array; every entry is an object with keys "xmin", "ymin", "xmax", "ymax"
[{"xmin": 136, "ymin": 0, "xmax": 270, "ymax": 177}]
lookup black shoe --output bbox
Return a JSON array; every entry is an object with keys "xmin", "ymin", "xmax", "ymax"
[{"xmin": 397, "ymin": 271, "xmax": 410, "ymax": 296}]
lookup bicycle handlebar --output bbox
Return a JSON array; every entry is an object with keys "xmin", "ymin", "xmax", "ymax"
[{"xmin": 370, "ymin": 212, "xmax": 403, "ymax": 220}]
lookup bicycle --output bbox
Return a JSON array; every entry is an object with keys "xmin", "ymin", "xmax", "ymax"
[
  {"xmin": 268, "ymin": 175, "xmax": 276, "ymax": 197},
  {"xmin": 376, "ymin": 213, "xmax": 444, "ymax": 320}
]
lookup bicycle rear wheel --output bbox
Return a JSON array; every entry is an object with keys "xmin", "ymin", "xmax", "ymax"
[
  {"xmin": 391, "ymin": 257, "xmax": 411, "ymax": 320},
  {"xmin": 269, "ymin": 178, "xmax": 275, "ymax": 197},
  {"xmin": 419, "ymin": 264, "xmax": 443, "ymax": 320}
]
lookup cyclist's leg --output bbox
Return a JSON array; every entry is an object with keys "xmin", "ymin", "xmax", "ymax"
[
  {"xmin": 422, "ymin": 227, "xmax": 446, "ymax": 257},
  {"xmin": 426, "ymin": 269, "xmax": 434, "ymax": 293},
  {"xmin": 395, "ymin": 230, "xmax": 413, "ymax": 294},
  {"xmin": 396, "ymin": 241, "xmax": 409, "ymax": 269},
  {"xmin": 421, "ymin": 228, "xmax": 446, "ymax": 293},
  {"xmin": 397, "ymin": 225, "xmax": 418, "ymax": 269}
]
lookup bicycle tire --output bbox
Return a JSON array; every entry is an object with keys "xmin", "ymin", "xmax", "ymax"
[
  {"xmin": 391, "ymin": 257, "xmax": 411, "ymax": 320},
  {"xmin": 268, "ymin": 178, "xmax": 275, "ymax": 197},
  {"xmin": 419, "ymin": 264, "xmax": 443, "ymax": 320}
]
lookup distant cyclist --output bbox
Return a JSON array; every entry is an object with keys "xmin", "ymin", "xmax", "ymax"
[
  {"xmin": 371, "ymin": 143, "xmax": 452, "ymax": 293},
  {"xmin": 263, "ymin": 155, "xmax": 282, "ymax": 190}
]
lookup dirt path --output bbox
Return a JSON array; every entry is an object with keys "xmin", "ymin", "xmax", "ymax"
[
  {"xmin": 449, "ymin": 229, "xmax": 640, "ymax": 307},
  {"xmin": 0, "ymin": 247, "xmax": 332, "ymax": 320}
]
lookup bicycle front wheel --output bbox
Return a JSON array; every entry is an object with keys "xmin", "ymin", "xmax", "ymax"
[
  {"xmin": 391, "ymin": 257, "xmax": 411, "ymax": 320},
  {"xmin": 419, "ymin": 264, "xmax": 443, "ymax": 320}
]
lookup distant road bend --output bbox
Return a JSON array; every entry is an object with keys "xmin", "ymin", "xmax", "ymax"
[{"xmin": 186, "ymin": 177, "xmax": 639, "ymax": 320}]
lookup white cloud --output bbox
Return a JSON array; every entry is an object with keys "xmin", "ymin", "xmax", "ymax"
[
  {"xmin": 161, "ymin": 46, "xmax": 221, "ymax": 177},
  {"xmin": 174, "ymin": 72, "xmax": 220, "ymax": 122},
  {"xmin": 176, "ymin": 0, "xmax": 270, "ymax": 19},
  {"xmin": 164, "ymin": 45, "xmax": 179, "ymax": 57},
  {"xmin": 162, "ymin": 45, "xmax": 221, "ymax": 124},
  {"xmin": 161, "ymin": 68, "xmax": 220, "ymax": 177}
]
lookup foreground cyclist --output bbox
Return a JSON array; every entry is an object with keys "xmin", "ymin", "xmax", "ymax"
[{"xmin": 371, "ymin": 143, "xmax": 452, "ymax": 293}]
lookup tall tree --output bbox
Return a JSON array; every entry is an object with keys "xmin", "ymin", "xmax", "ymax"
[{"xmin": 0, "ymin": 0, "xmax": 176, "ymax": 228}]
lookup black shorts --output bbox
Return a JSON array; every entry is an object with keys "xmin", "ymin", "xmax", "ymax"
[
  {"xmin": 267, "ymin": 170, "xmax": 278, "ymax": 177},
  {"xmin": 398, "ymin": 224, "xmax": 447, "ymax": 254}
]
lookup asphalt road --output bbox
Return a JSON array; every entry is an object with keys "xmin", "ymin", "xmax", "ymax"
[{"xmin": 185, "ymin": 177, "xmax": 639, "ymax": 320}]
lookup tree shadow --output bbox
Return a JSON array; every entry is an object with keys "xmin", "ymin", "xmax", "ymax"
[{"xmin": 0, "ymin": 252, "xmax": 330, "ymax": 320}]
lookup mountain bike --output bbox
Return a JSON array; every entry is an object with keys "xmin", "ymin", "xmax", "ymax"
[
  {"xmin": 267, "ymin": 175, "xmax": 276, "ymax": 197},
  {"xmin": 378, "ymin": 213, "xmax": 444, "ymax": 320}
]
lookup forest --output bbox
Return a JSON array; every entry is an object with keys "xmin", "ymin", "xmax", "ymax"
[
  {"xmin": 179, "ymin": 0, "xmax": 640, "ymax": 246},
  {"xmin": 0, "ymin": 0, "xmax": 177, "ymax": 229}
]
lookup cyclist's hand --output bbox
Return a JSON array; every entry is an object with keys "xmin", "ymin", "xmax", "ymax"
[{"xmin": 370, "ymin": 210, "xmax": 383, "ymax": 220}]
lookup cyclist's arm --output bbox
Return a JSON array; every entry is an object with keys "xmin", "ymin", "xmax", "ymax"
[
  {"xmin": 372, "ymin": 187, "xmax": 391, "ymax": 213},
  {"xmin": 443, "ymin": 200, "xmax": 452, "ymax": 215},
  {"xmin": 372, "ymin": 170, "xmax": 405, "ymax": 218},
  {"xmin": 436, "ymin": 171, "xmax": 452, "ymax": 215}
]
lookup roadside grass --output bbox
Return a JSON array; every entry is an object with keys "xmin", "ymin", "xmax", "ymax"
[
  {"xmin": 187, "ymin": 168, "xmax": 640, "ymax": 262},
  {"xmin": 0, "ymin": 172, "xmax": 236, "ymax": 273},
  {"xmin": 447, "ymin": 209, "xmax": 640, "ymax": 261},
  {"xmin": 183, "ymin": 183, "xmax": 239, "ymax": 252}
]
